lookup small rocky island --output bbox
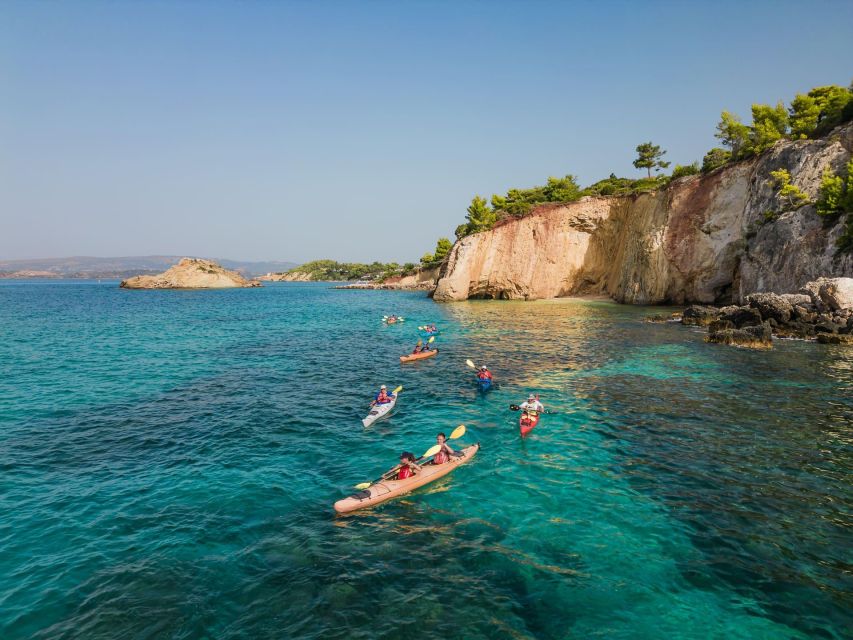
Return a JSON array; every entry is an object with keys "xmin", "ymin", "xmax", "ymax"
[
  {"xmin": 120, "ymin": 258, "xmax": 261, "ymax": 289},
  {"xmin": 653, "ymin": 277, "xmax": 853, "ymax": 348}
]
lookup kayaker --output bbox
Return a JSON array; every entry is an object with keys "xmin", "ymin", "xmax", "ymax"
[
  {"xmin": 372, "ymin": 385, "xmax": 394, "ymax": 406},
  {"xmin": 397, "ymin": 452, "xmax": 421, "ymax": 479},
  {"xmin": 477, "ymin": 366, "xmax": 493, "ymax": 381},
  {"xmin": 519, "ymin": 394, "xmax": 544, "ymax": 413},
  {"xmin": 431, "ymin": 432, "xmax": 455, "ymax": 465},
  {"xmin": 412, "ymin": 339, "xmax": 424, "ymax": 354}
]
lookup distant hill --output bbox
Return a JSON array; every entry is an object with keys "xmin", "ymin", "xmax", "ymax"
[{"xmin": 0, "ymin": 256, "xmax": 298, "ymax": 279}]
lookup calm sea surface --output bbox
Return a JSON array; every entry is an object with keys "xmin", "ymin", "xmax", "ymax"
[{"xmin": 1, "ymin": 281, "xmax": 851, "ymax": 639}]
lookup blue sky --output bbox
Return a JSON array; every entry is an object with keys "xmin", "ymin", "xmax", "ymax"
[{"xmin": 2, "ymin": 1, "xmax": 852, "ymax": 263}]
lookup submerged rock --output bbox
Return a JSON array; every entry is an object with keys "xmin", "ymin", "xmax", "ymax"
[
  {"xmin": 706, "ymin": 323, "xmax": 773, "ymax": 349},
  {"xmin": 681, "ymin": 305, "xmax": 722, "ymax": 326},
  {"xmin": 816, "ymin": 333, "xmax": 853, "ymax": 345},
  {"xmin": 120, "ymin": 258, "xmax": 261, "ymax": 289},
  {"xmin": 645, "ymin": 312, "xmax": 682, "ymax": 323}
]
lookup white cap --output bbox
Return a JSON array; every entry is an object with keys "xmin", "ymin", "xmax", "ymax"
[
  {"xmin": 380, "ymin": 385, "xmax": 387, "ymax": 389},
  {"xmin": 528, "ymin": 394, "xmax": 535, "ymax": 400},
  {"xmin": 480, "ymin": 365, "xmax": 487, "ymax": 370}
]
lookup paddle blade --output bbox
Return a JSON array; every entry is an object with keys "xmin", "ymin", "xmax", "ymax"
[
  {"xmin": 421, "ymin": 444, "xmax": 441, "ymax": 459},
  {"xmin": 449, "ymin": 424, "xmax": 466, "ymax": 439},
  {"xmin": 466, "ymin": 359, "xmax": 476, "ymax": 369},
  {"xmin": 428, "ymin": 336, "xmax": 435, "ymax": 343},
  {"xmin": 354, "ymin": 482, "xmax": 371, "ymax": 490},
  {"xmin": 392, "ymin": 385, "xmax": 403, "ymax": 394}
]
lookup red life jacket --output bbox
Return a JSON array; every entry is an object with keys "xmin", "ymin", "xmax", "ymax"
[
  {"xmin": 433, "ymin": 449, "xmax": 449, "ymax": 465},
  {"xmin": 478, "ymin": 371, "xmax": 492, "ymax": 380},
  {"xmin": 397, "ymin": 465, "xmax": 413, "ymax": 480}
]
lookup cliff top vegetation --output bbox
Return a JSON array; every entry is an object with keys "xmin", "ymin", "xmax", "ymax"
[
  {"xmin": 285, "ymin": 260, "xmax": 418, "ymax": 281},
  {"xmin": 454, "ymin": 81, "xmax": 853, "ymax": 240}
]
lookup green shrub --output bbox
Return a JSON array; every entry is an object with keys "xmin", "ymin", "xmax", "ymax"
[
  {"xmin": 817, "ymin": 167, "xmax": 845, "ymax": 217},
  {"xmin": 842, "ymin": 159, "xmax": 853, "ymax": 213},
  {"xmin": 701, "ymin": 148, "xmax": 731, "ymax": 173},
  {"xmin": 770, "ymin": 169, "xmax": 810, "ymax": 209},
  {"xmin": 671, "ymin": 163, "xmax": 700, "ymax": 179}
]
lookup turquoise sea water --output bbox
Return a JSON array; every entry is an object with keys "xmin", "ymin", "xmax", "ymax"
[{"xmin": 1, "ymin": 281, "xmax": 851, "ymax": 639}]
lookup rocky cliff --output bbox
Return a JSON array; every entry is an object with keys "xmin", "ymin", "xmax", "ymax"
[
  {"xmin": 120, "ymin": 258, "xmax": 261, "ymax": 289},
  {"xmin": 434, "ymin": 125, "xmax": 853, "ymax": 304}
]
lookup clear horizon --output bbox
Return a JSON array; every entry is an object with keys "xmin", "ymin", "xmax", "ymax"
[{"xmin": 2, "ymin": 0, "xmax": 852, "ymax": 264}]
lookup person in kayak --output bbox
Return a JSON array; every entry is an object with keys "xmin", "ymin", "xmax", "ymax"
[
  {"xmin": 519, "ymin": 394, "xmax": 544, "ymax": 413},
  {"xmin": 397, "ymin": 451, "xmax": 421, "ymax": 479},
  {"xmin": 412, "ymin": 339, "xmax": 424, "ymax": 354},
  {"xmin": 372, "ymin": 385, "xmax": 394, "ymax": 406},
  {"xmin": 477, "ymin": 366, "xmax": 493, "ymax": 382},
  {"xmin": 431, "ymin": 432, "xmax": 455, "ymax": 465}
]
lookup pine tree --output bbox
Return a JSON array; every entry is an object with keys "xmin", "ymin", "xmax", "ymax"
[{"xmin": 633, "ymin": 142, "xmax": 670, "ymax": 178}]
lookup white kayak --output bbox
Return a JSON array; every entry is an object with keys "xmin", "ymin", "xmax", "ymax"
[{"xmin": 362, "ymin": 393, "xmax": 398, "ymax": 427}]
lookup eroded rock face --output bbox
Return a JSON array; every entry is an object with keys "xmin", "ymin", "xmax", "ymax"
[
  {"xmin": 706, "ymin": 323, "xmax": 772, "ymax": 349},
  {"xmin": 433, "ymin": 124, "xmax": 853, "ymax": 303},
  {"xmin": 681, "ymin": 305, "xmax": 723, "ymax": 326},
  {"xmin": 120, "ymin": 258, "xmax": 261, "ymax": 289},
  {"xmin": 433, "ymin": 199, "xmax": 612, "ymax": 301}
]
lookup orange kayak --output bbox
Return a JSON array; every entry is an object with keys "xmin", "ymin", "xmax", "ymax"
[
  {"xmin": 334, "ymin": 443, "xmax": 479, "ymax": 513},
  {"xmin": 399, "ymin": 348, "xmax": 438, "ymax": 363}
]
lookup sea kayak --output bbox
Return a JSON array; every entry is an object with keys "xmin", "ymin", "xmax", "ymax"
[
  {"xmin": 399, "ymin": 349, "xmax": 438, "ymax": 363},
  {"xmin": 362, "ymin": 393, "xmax": 398, "ymax": 427},
  {"xmin": 519, "ymin": 410, "xmax": 540, "ymax": 437},
  {"xmin": 334, "ymin": 443, "xmax": 480, "ymax": 513},
  {"xmin": 477, "ymin": 377, "xmax": 492, "ymax": 392}
]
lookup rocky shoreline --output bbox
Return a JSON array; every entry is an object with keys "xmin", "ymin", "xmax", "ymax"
[{"xmin": 650, "ymin": 277, "xmax": 853, "ymax": 348}]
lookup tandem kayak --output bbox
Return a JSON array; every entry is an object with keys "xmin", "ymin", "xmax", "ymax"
[
  {"xmin": 362, "ymin": 394, "xmax": 398, "ymax": 427},
  {"xmin": 477, "ymin": 377, "xmax": 492, "ymax": 392},
  {"xmin": 399, "ymin": 349, "xmax": 438, "ymax": 363},
  {"xmin": 334, "ymin": 443, "xmax": 480, "ymax": 513},
  {"xmin": 519, "ymin": 410, "xmax": 540, "ymax": 437}
]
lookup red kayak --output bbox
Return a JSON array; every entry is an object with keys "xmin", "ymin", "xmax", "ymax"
[{"xmin": 519, "ymin": 410, "xmax": 540, "ymax": 437}]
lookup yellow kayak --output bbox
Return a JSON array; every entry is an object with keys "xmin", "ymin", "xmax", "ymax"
[
  {"xmin": 334, "ymin": 443, "xmax": 479, "ymax": 513},
  {"xmin": 399, "ymin": 348, "xmax": 438, "ymax": 363}
]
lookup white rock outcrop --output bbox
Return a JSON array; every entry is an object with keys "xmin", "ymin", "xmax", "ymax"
[{"xmin": 120, "ymin": 258, "xmax": 261, "ymax": 289}]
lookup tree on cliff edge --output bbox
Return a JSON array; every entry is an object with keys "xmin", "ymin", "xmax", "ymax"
[{"xmin": 633, "ymin": 142, "xmax": 670, "ymax": 178}]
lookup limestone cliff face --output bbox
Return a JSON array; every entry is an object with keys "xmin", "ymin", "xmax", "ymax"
[
  {"xmin": 434, "ymin": 125, "xmax": 853, "ymax": 304},
  {"xmin": 120, "ymin": 258, "xmax": 261, "ymax": 289}
]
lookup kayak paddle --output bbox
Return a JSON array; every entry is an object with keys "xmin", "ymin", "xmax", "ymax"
[
  {"xmin": 353, "ymin": 424, "xmax": 466, "ymax": 490},
  {"xmin": 509, "ymin": 403, "xmax": 555, "ymax": 415}
]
